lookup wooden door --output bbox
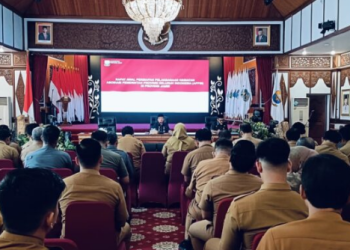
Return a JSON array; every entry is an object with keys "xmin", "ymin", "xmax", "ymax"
[{"xmin": 308, "ymin": 95, "xmax": 327, "ymax": 144}]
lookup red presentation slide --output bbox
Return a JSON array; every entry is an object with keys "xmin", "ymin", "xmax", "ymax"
[{"xmin": 100, "ymin": 58, "xmax": 209, "ymax": 113}]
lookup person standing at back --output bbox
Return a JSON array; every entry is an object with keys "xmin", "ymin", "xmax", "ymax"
[
  {"xmin": 118, "ymin": 126, "xmax": 146, "ymax": 177},
  {"xmin": 233, "ymin": 123, "xmax": 262, "ymax": 147},
  {"xmin": 204, "ymin": 138, "xmax": 308, "ymax": 250},
  {"xmin": 258, "ymin": 154, "xmax": 350, "ymax": 250},
  {"xmin": 163, "ymin": 123, "xmax": 197, "ymax": 175},
  {"xmin": 181, "ymin": 129, "xmax": 214, "ymax": 183},
  {"xmin": 25, "ymin": 125, "xmax": 72, "ymax": 169}
]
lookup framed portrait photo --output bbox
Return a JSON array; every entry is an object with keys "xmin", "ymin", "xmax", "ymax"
[
  {"xmin": 341, "ymin": 89, "xmax": 350, "ymax": 116},
  {"xmin": 253, "ymin": 25, "xmax": 270, "ymax": 46},
  {"xmin": 35, "ymin": 22, "xmax": 53, "ymax": 45}
]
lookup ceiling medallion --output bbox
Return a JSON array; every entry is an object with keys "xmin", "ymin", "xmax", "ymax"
[{"xmin": 123, "ymin": 0, "xmax": 183, "ymax": 45}]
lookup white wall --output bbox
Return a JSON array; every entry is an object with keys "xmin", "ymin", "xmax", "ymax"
[
  {"xmin": 324, "ymin": 0, "xmax": 338, "ymax": 36},
  {"xmin": 301, "ymin": 5, "xmax": 312, "ymax": 46},
  {"xmin": 284, "ymin": 17, "xmax": 292, "ymax": 53},
  {"xmin": 312, "ymin": 0, "xmax": 324, "ymax": 42},
  {"xmin": 1, "ymin": 5, "xmax": 23, "ymax": 50},
  {"xmin": 292, "ymin": 13, "xmax": 301, "ymax": 50},
  {"xmin": 3, "ymin": 7, "xmax": 14, "ymax": 47},
  {"xmin": 14, "ymin": 14, "xmax": 23, "ymax": 50},
  {"xmin": 339, "ymin": 0, "xmax": 350, "ymax": 30}
]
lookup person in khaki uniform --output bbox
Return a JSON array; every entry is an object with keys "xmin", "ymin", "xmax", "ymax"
[
  {"xmin": 182, "ymin": 129, "xmax": 214, "ymax": 183},
  {"xmin": 0, "ymin": 128, "xmax": 20, "ymax": 168},
  {"xmin": 232, "ymin": 123, "xmax": 262, "ymax": 147},
  {"xmin": 339, "ymin": 126, "xmax": 350, "ymax": 162},
  {"xmin": 21, "ymin": 123, "xmax": 39, "ymax": 150},
  {"xmin": 204, "ymin": 138, "xmax": 308, "ymax": 250},
  {"xmin": 315, "ymin": 130, "xmax": 350, "ymax": 165},
  {"xmin": 189, "ymin": 140, "xmax": 262, "ymax": 250},
  {"xmin": 0, "ymin": 168, "xmax": 65, "ymax": 250},
  {"xmin": 59, "ymin": 139, "xmax": 131, "ymax": 248},
  {"xmin": 184, "ymin": 139, "xmax": 233, "ymax": 240},
  {"xmin": 163, "ymin": 123, "xmax": 197, "ymax": 175},
  {"xmin": 118, "ymin": 126, "xmax": 146, "ymax": 175},
  {"xmin": 20, "ymin": 127, "xmax": 43, "ymax": 163},
  {"xmin": 258, "ymin": 154, "xmax": 350, "ymax": 250}
]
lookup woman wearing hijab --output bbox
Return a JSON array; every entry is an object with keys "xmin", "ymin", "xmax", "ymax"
[{"xmin": 162, "ymin": 123, "xmax": 197, "ymax": 174}]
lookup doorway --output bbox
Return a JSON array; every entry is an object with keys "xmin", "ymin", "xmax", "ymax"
[{"xmin": 308, "ymin": 94, "xmax": 329, "ymax": 144}]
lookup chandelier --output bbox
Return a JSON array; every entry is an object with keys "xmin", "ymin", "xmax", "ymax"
[{"xmin": 123, "ymin": 0, "xmax": 183, "ymax": 45}]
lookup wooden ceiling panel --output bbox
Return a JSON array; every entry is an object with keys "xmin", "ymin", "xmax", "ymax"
[{"xmin": 0, "ymin": 0, "xmax": 312, "ymax": 20}]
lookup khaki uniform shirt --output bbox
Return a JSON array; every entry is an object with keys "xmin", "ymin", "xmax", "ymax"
[
  {"xmin": 233, "ymin": 135, "xmax": 262, "ymax": 148},
  {"xmin": 289, "ymin": 146, "xmax": 318, "ymax": 172},
  {"xmin": 20, "ymin": 141, "xmax": 43, "ymax": 162},
  {"xmin": 0, "ymin": 231, "xmax": 47, "ymax": 250},
  {"xmin": 205, "ymin": 183, "xmax": 308, "ymax": 250},
  {"xmin": 186, "ymin": 155, "xmax": 231, "ymax": 205},
  {"xmin": 340, "ymin": 141, "xmax": 350, "ymax": 163},
  {"xmin": 0, "ymin": 141, "xmax": 20, "ymax": 168},
  {"xmin": 316, "ymin": 141, "xmax": 350, "ymax": 165},
  {"xmin": 118, "ymin": 135, "xmax": 145, "ymax": 168},
  {"xmin": 200, "ymin": 170, "xmax": 262, "ymax": 226},
  {"xmin": 181, "ymin": 144, "xmax": 214, "ymax": 178},
  {"xmin": 288, "ymin": 141, "xmax": 297, "ymax": 147},
  {"xmin": 21, "ymin": 140, "xmax": 33, "ymax": 150},
  {"xmin": 257, "ymin": 211, "xmax": 350, "ymax": 250},
  {"xmin": 59, "ymin": 169, "xmax": 128, "ymax": 237}
]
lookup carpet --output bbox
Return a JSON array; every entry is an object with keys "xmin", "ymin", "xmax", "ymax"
[{"xmin": 130, "ymin": 207, "xmax": 184, "ymax": 250}]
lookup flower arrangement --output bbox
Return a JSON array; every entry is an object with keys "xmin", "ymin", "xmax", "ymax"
[{"xmin": 240, "ymin": 121, "xmax": 276, "ymax": 140}]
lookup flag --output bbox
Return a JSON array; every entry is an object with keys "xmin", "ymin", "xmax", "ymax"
[
  {"xmin": 23, "ymin": 52, "xmax": 35, "ymax": 122},
  {"xmin": 49, "ymin": 68, "xmax": 62, "ymax": 123},
  {"xmin": 271, "ymin": 73, "xmax": 284, "ymax": 122},
  {"xmin": 241, "ymin": 69, "xmax": 252, "ymax": 118},
  {"xmin": 225, "ymin": 72, "xmax": 232, "ymax": 118}
]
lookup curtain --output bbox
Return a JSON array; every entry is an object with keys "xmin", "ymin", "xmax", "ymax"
[
  {"xmin": 32, "ymin": 55, "xmax": 48, "ymax": 123},
  {"xmin": 256, "ymin": 57, "xmax": 273, "ymax": 124},
  {"xmin": 223, "ymin": 57, "xmax": 235, "ymax": 91},
  {"xmin": 74, "ymin": 55, "xmax": 90, "ymax": 124}
]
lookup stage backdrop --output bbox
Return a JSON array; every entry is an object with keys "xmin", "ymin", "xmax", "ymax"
[{"xmin": 88, "ymin": 56, "xmax": 224, "ymax": 123}]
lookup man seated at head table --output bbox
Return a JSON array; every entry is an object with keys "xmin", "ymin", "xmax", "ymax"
[
  {"xmin": 91, "ymin": 130, "xmax": 129, "ymax": 186},
  {"xmin": 181, "ymin": 129, "xmax": 214, "ymax": 184},
  {"xmin": 21, "ymin": 127, "xmax": 43, "ymax": 163},
  {"xmin": 188, "ymin": 140, "xmax": 263, "ymax": 250},
  {"xmin": 59, "ymin": 138, "xmax": 131, "ymax": 249},
  {"xmin": 0, "ymin": 127, "xmax": 21, "ymax": 168},
  {"xmin": 204, "ymin": 138, "xmax": 308, "ymax": 250},
  {"xmin": 0, "ymin": 168, "xmax": 65, "ymax": 250},
  {"xmin": 257, "ymin": 154, "xmax": 350, "ymax": 250},
  {"xmin": 25, "ymin": 125, "xmax": 72, "ymax": 170},
  {"xmin": 233, "ymin": 123, "xmax": 262, "ymax": 147},
  {"xmin": 211, "ymin": 114, "xmax": 228, "ymax": 134},
  {"xmin": 150, "ymin": 114, "xmax": 170, "ymax": 134}
]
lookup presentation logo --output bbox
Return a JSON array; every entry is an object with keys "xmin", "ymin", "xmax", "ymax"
[
  {"xmin": 104, "ymin": 60, "xmax": 122, "ymax": 67},
  {"xmin": 241, "ymin": 89, "xmax": 251, "ymax": 102},
  {"xmin": 272, "ymin": 90, "xmax": 282, "ymax": 107}
]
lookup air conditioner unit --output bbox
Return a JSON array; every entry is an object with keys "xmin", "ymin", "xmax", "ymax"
[
  {"xmin": 0, "ymin": 97, "xmax": 12, "ymax": 129},
  {"xmin": 290, "ymin": 98, "xmax": 309, "ymax": 136}
]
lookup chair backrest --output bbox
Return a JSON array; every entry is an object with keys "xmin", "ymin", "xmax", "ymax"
[
  {"xmin": 127, "ymin": 152, "xmax": 133, "ymax": 163},
  {"xmin": 0, "ymin": 159, "xmax": 14, "ymax": 169},
  {"xmin": 249, "ymin": 166, "xmax": 260, "ymax": 176},
  {"xmin": 65, "ymin": 201, "xmax": 117, "ymax": 250},
  {"xmin": 65, "ymin": 150, "xmax": 77, "ymax": 160},
  {"xmin": 251, "ymin": 232, "xmax": 266, "ymax": 250},
  {"xmin": 214, "ymin": 198, "xmax": 234, "ymax": 238},
  {"xmin": 140, "ymin": 152, "xmax": 165, "ymax": 184},
  {"xmin": 44, "ymin": 238, "xmax": 79, "ymax": 250},
  {"xmin": 144, "ymin": 143, "xmax": 158, "ymax": 152},
  {"xmin": 100, "ymin": 168, "xmax": 118, "ymax": 181},
  {"xmin": 51, "ymin": 168, "xmax": 73, "ymax": 179},
  {"xmin": 0, "ymin": 168, "xmax": 14, "ymax": 181},
  {"xmin": 170, "ymin": 151, "xmax": 188, "ymax": 183}
]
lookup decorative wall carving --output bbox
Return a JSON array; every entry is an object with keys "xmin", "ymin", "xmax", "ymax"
[
  {"xmin": 88, "ymin": 75, "xmax": 100, "ymax": 120},
  {"xmin": 28, "ymin": 22, "xmax": 281, "ymax": 52},
  {"xmin": 341, "ymin": 68, "xmax": 350, "ymax": 86},
  {"xmin": 274, "ymin": 56, "xmax": 289, "ymax": 69},
  {"xmin": 0, "ymin": 54, "xmax": 12, "ymax": 66},
  {"xmin": 290, "ymin": 71, "xmax": 311, "ymax": 88},
  {"xmin": 341, "ymin": 53, "xmax": 350, "ymax": 67},
  {"xmin": 0, "ymin": 69, "xmax": 13, "ymax": 85},
  {"xmin": 210, "ymin": 76, "xmax": 224, "ymax": 115},
  {"xmin": 16, "ymin": 72, "xmax": 25, "ymax": 114},
  {"xmin": 291, "ymin": 56, "xmax": 331, "ymax": 69},
  {"xmin": 13, "ymin": 53, "xmax": 26, "ymax": 66},
  {"xmin": 310, "ymin": 71, "xmax": 331, "ymax": 87}
]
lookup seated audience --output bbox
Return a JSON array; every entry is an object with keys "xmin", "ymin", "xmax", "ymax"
[
  {"xmin": 0, "ymin": 125, "xmax": 21, "ymax": 155},
  {"xmin": 59, "ymin": 139, "xmax": 131, "ymax": 248},
  {"xmin": 233, "ymin": 123, "xmax": 262, "ymax": 147},
  {"xmin": 189, "ymin": 140, "xmax": 262, "ymax": 250},
  {"xmin": 296, "ymin": 137, "xmax": 316, "ymax": 150},
  {"xmin": 118, "ymin": 126, "xmax": 146, "ymax": 176},
  {"xmin": 339, "ymin": 126, "xmax": 350, "ymax": 162},
  {"xmin": 291, "ymin": 122, "xmax": 306, "ymax": 137},
  {"xmin": 91, "ymin": 130, "xmax": 129, "ymax": 185},
  {"xmin": 184, "ymin": 139, "xmax": 233, "ymax": 240},
  {"xmin": 286, "ymin": 128, "xmax": 300, "ymax": 147},
  {"xmin": 151, "ymin": 114, "xmax": 170, "ymax": 134},
  {"xmin": 211, "ymin": 115, "xmax": 228, "ymax": 134},
  {"xmin": 181, "ymin": 129, "xmax": 214, "ymax": 183},
  {"xmin": 21, "ymin": 123, "xmax": 39, "ymax": 149},
  {"xmin": 315, "ymin": 130, "xmax": 349, "ymax": 165},
  {"xmin": 0, "ymin": 168, "xmax": 65, "ymax": 249},
  {"xmin": 257, "ymin": 154, "xmax": 350, "ymax": 250},
  {"xmin": 21, "ymin": 127, "xmax": 43, "ymax": 163},
  {"xmin": 163, "ymin": 123, "xmax": 197, "ymax": 175},
  {"xmin": 25, "ymin": 125, "xmax": 72, "ymax": 169},
  {"xmin": 204, "ymin": 138, "xmax": 308, "ymax": 250},
  {"xmin": 107, "ymin": 132, "xmax": 134, "ymax": 179},
  {"xmin": 0, "ymin": 127, "xmax": 20, "ymax": 168},
  {"xmin": 211, "ymin": 130, "xmax": 231, "ymax": 147}
]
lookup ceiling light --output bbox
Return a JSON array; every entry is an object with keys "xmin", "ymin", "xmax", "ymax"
[
  {"xmin": 302, "ymin": 50, "xmax": 307, "ymax": 55},
  {"xmin": 0, "ymin": 47, "xmax": 4, "ymax": 53},
  {"xmin": 331, "ymin": 51, "xmax": 336, "ymax": 55}
]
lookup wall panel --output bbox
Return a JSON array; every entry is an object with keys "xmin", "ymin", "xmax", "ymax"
[
  {"xmin": 339, "ymin": 0, "xmax": 350, "ymax": 30},
  {"xmin": 301, "ymin": 5, "xmax": 311, "ymax": 46},
  {"xmin": 284, "ymin": 17, "xmax": 292, "ymax": 52},
  {"xmin": 312, "ymin": 0, "xmax": 324, "ymax": 42},
  {"xmin": 3, "ymin": 7, "xmax": 13, "ymax": 47},
  {"xmin": 292, "ymin": 12, "xmax": 301, "ymax": 50}
]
